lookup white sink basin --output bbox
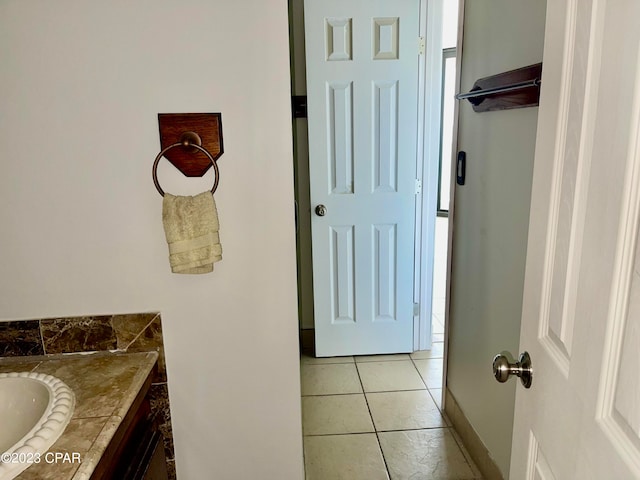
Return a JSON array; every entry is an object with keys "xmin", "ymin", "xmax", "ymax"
[{"xmin": 0, "ymin": 372, "xmax": 75, "ymax": 479}]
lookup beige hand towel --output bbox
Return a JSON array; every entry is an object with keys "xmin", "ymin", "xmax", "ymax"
[{"xmin": 162, "ymin": 191, "xmax": 222, "ymax": 274}]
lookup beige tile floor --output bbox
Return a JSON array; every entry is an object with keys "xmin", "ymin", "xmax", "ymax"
[{"xmin": 300, "ymin": 339, "xmax": 482, "ymax": 479}]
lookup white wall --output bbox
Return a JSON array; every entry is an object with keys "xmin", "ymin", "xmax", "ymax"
[
  {"xmin": 0, "ymin": 1, "xmax": 303, "ymax": 478},
  {"xmin": 447, "ymin": 0, "xmax": 546, "ymax": 477}
]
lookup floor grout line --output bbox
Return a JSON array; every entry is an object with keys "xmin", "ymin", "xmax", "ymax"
[
  {"xmin": 409, "ymin": 356, "xmax": 430, "ymax": 391},
  {"xmin": 303, "ymin": 426, "xmax": 453, "ymax": 437},
  {"xmin": 353, "ymin": 360, "xmax": 392, "ymax": 478},
  {"xmin": 303, "ymin": 431, "xmax": 376, "ymax": 438},
  {"xmin": 302, "ymin": 387, "xmax": 432, "ymax": 397}
]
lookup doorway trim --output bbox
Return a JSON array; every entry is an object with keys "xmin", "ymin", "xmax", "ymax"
[{"xmin": 414, "ymin": 0, "xmax": 444, "ymax": 351}]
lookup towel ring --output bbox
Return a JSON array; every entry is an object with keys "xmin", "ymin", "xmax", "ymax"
[{"xmin": 152, "ymin": 139, "xmax": 219, "ymax": 197}]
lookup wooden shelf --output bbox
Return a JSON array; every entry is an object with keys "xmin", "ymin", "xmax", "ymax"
[{"xmin": 456, "ymin": 63, "xmax": 542, "ymax": 113}]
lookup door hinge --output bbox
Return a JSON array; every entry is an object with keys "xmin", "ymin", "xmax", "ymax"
[
  {"xmin": 413, "ymin": 303, "xmax": 420, "ymax": 316},
  {"xmin": 415, "ymin": 178, "xmax": 422, "ymax": 194},
  {"xmin": 418, "ymin": 36, "xmax": 425, "ymax": 56}
]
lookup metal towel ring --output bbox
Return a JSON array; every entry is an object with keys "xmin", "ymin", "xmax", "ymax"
[{"xmin": 152, "ymin": 139, "xmax": 219, "ymax": 197}]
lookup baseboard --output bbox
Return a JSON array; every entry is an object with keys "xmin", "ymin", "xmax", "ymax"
[
  {"xmin": 300, "ymin": 328, "xmax": 314, "ymax": 351},
  {"xmin": 445, "ymin": 388, "xmax": 506, "ymax": 480}
]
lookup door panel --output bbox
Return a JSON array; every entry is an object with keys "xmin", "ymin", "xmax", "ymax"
[
  {"xmin": 373, "ymin": 223, "xmax": 397, "ymax": 321},
  {"xmin": 330, "ymin": 225, "xmax": 355, "ymax": 323},
  {"xmin": 373, "ymin": 80, "xmax": 399, "ymax": 193},
  {"xmin": 511, "ymin": 0, "xmax": 640, "ymax": 478},
  {"xmin": 305, "ymin": 0, "xmax": 420, "ymax": 356},
  {"xmin": 327, "ymin": 81, "xmax": 354, "ymax": 195}
]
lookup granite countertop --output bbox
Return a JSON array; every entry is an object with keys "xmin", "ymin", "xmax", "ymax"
[{"xmin": 0, "ymin": 351, "xmax": 158, "ymax": 480}]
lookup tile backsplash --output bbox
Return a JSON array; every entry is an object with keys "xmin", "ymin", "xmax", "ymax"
[
  {"xmin": 0, "ymin": 320, "xmax": 45, "ymax": 356},
  {"xmin": 0, "ymin": 313, "xmax": 176, "ymax": 479}
]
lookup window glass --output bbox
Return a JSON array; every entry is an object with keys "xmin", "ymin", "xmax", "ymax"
[{"xmin": 442, "ymin": 0, "xmax": 459, "ymax": 49}]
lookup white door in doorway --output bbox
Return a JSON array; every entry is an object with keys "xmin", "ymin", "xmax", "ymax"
[
  {"xmin": 509, "ymin": 0, "xmax": 640, "ymax": 478},
  {"xmin": 304, "ymin": 0, "xmax": 421, "ymax": 356}
]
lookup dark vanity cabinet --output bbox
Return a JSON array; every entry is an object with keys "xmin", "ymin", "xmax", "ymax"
[{"xmin": 91, "ymin": 372, "xmax": 169, "ymax": 480}]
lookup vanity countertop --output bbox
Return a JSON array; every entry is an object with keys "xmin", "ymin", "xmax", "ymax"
[{"xmin": 0, "ymin": 350, "xmax": 158, "ymax": 480}]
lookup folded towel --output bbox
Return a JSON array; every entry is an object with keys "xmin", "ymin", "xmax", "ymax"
[{"xmin": 162, "ymin": 191, "xmax": 222, "ymax": 274}]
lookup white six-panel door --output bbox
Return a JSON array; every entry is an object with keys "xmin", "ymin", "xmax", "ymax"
[
  {"xmin": 304, "ymin": 0, "xmax": 420, "ymax": 356},
  {"xmin": 511, "ymin": 0, "xmax": 640, "ymax": 478}
]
